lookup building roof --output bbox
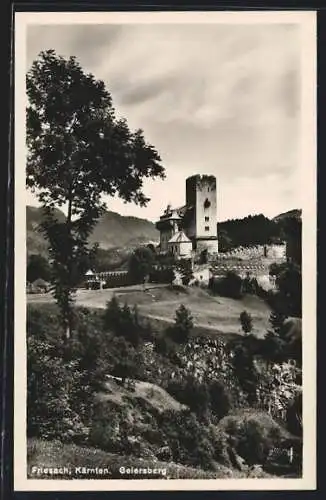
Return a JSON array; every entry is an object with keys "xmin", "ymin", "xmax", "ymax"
[
  {"xmin": 85, "ymin": 269, "xmax": 95, "ymax": 276},
  {"xmin": 32, "ymin": 278, "xmax": 50, "ymax": 287},
  {"xmin": 168, "ymin": 231, "xmax": 192, "ymax": 244},
  {"xmin": 159, "ymin": 211, "xmax": 182, "ymax": 221}
]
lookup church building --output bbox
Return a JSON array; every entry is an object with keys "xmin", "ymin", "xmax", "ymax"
[{"xmin": 155, "ymin": 174, "xmax": 219, "ymax": 260}]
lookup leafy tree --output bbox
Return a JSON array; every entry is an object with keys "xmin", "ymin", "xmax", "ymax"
[
  {"xmin": 149, "ymin": 265, "xmax": 175, "ymax": 284},
  {"xmin": 26, "ymin": 50, "xmax": 165, "ymax": 338},
  {"xmin": 109, "ymin": 337, "xmax": 145, "ymax": 384},
  {"xmin": 103, "ymin": 295, "xmax": 121, "ymax": 330},
  {"xmin": 269, "ymin": 310, "xmax": 287, "ymax": 335},
  {"xmin": 209, "ymin": 380, "xmax": 232, "ymax": 420},
  {"xmin": 27, "ymin": 336, "xmax": 89, "ymax": 442},
  {"xmin": 282, "ymin": 216, "xmax": 302, "ymax": 265},
  {"xmin": 240, "ymin": 310, "xmax": 253, "ymax": 335},
  {"xmin": 128, "ymin": 246, "xmax": 155, "ymax": 284},
  {"xmin": 286, "ymin": 391, "xmax": 302, "ymax": 437},
  {"xmin": 27, "ymin": 254, "xmax": 52, "ymax": 283},
  {"xmin": 169, "ymin": 304, "xmax": 194, "ymax": 343},
  {"xmin": 103, "ymin": 297, "xmax": 147, "ymax": 347},
  {"xmin": 176, "ymin": 259, "xmax": 193, "ymax": 286},
  {"xmin": 232, "ymin": 343, "xmax": 258, "ymax": 405},
  {"xmin": 210, "ymin": 271, "xmax": 243, "ymax": 299},
  {"xmin": 158, "ymin": 409, "xmax": 215, "ymax": 469},
  {"xmin": 269, "ymin": 262, "xmax": 302, "ymax": 318},
  {"xmin": 167, "ymin": 376, "xmax": 210, "ymax": 417}
]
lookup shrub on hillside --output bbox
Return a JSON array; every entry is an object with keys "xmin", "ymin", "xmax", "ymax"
[
  {"xmin": 269, "ymin": 262, "xmax": 302, "ymax": 318},
  {"xmin": 103, "ymin": 297, "xmax": 148, "ymax": 347},
  {"xmin": 154, "ymin": 334, "xmax": 179, "ymax": 362},
  {"xmin": 209, "ymin": 380, "xmax": 233, "ymax": 420},
  {"xmin": 260, "ymin": 311, "xmax": 302, "ymax": 365},
  {"xmin": 27, "ymin": 336, "xmax": 90, "ymax": 442},
  {"xmin": 158, "ymin": 409, "xmax": 216, "ymax": 470},
  {"xmin": 89, "ymin": 402, "xmax": 132, "ymax": 453},
  {"xmin": 239, "ymin": 310, "xmax": 253, "ymax": 335},
  {"xmin": 109, "ymin": 336, "xmax": 147, "ymax": 382},
  {"xmin": 167, "ymin": 304, "xmax": 194, "ymax": 344},
  {"xmin": 286, "ymin": 392, "xmax": 302, "ymax": 438},
  {"xmin": 27, "ymin": 304, "xmax": 63, "ymax": 340},
  {"xmin": 166, "ymin": 376, "xmax": 210, "ymax": 417},
  {"xmin": 209, "ymin": 271, "xmax": 243, "ymax": 299},
  {"xmin": 231, "ymin": 343, "xmax": 259, "ymax": 406},
  {"xmin": 217, "ymin": 412, "xmax": 286, "ymax": 467}
]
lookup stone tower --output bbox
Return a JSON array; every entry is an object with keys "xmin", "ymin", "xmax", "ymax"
[{"xmin": 185, "ymin": 175, "xmax": 218, "ymax": 255}]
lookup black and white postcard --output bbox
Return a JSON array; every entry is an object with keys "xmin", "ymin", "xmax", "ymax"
[{"xmin": 14, "ymin": 10, "xmax": 316, "ymax": 491}]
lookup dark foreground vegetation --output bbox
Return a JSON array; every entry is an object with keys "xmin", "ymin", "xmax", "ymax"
[{"xmin": 27, "ymin": 287, "xmax": 302, "ymax": 479}]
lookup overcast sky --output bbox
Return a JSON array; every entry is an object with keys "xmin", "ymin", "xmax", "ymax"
[{"xmin": 26, "ymin": 22, "xmax": 301, "ymax": 222}]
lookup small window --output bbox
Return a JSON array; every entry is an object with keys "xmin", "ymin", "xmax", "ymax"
[
  {"xmin": 205, "ymin": 216, "xmax": 209, "ymax": 222},
  {"xmin": 205, "ymin": 226, "xmax": 209, "ymax": 231},
  {"xmin": 204, "ymin": 198, "xmax": 211, "ymax": 209}
]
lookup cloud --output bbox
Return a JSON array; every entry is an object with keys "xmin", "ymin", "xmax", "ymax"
[{"xmin": 26, "ymin": 21, "xmax": 301, "ymax": 221}]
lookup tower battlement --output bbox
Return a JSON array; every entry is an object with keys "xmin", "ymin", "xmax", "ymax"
[{"xmin": 156, "ymin": 174, "xmax": 219, "ymax": 259}]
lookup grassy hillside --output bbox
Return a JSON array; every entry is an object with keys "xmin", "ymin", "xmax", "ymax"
[
  {"xmin": 27, "ymin": 285, "xmax": 272, "ymax": 338},
  {"xmin": 98, "ymin": 376, "xmax": 187, "ymax": 413},
  {"xmin": 26, "ymin": 205, "xmax": 159, "ymax": 256}
]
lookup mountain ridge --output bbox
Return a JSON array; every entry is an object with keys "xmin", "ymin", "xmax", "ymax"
[
  {"xmin": 26, "ymin": 205, "xmax": 159, "ymax": 256},
  {"xmin": 26, "ymin": 205, "xmax": 301, "ymax": 257}
]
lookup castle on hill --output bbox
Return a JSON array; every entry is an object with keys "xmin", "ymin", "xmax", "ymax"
[{"xmin": 155, "ymin": 174, "xmax": 219, "ymax": 260}]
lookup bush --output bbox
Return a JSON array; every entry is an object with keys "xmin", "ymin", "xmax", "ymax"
[
  {"xmin": 209, "ymin": 271, "xmax": 243, "ymax": 299},
  {"xmin": 103, "ymin": 297, "xmax": 145, "ymax": 347},
  {"xmin": 240, "ymin": 310, "xmax": 253, "ymax": 335},
  {"xmin": 27, "ymin": 304, "xmax": 63, "ymax": 340},
  {"xmin": 108, "ymin": 336, "xmax": 146, "ymax": 382},
  {"xmin": 209, "ymin": 380, "xmax": 233, "ymax": 420},
  {"xmin": 286, "ymin": 392, "xmax": 302, "ymax": 437},
  {"xmin": 269, "ymin": 262, "xmax": 302, "ymax": 318},
  {"xmin": 27, "ymin": 254, "xmax": 52, "ymax": 283},
  {"xmin": 89, "ymin": 401, "xmax": 131, "ymax": 453},
  {"xmin": 158, "ymin": 409, "xmax": 215, "ymax": 470},
  {"xmin": 167, "ymin": 376, "xmax": 210, "ymax": 416},
  {"xmin": 154, "ymin": 334, "xmax": 178, "ymax": 358},
  {"xmin": 128, "ymin": 247, "xmax": 155, "ymax": 284},
  {"xmin": 168, "ymin": 304, "xmax": 194, "ymax": 344},
  {"xmin": 149, "ymin": 266, "xmax": 175, "ymax": 284},
  {"xmin": 231, "ymin": 342, "xmax": 259, "ymax": 405},
  {"xmin": 218, "ymin": 412, "xmax": 285, "ymax": 466},
  {"xmin": 27, "ymin": 336, "xmax": 90, "ymax": 442}
]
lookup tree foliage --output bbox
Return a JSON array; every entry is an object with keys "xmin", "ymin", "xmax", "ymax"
[
  {"xmin": 27, "ymin": 254, "xmax": 52, "ymax": 283},
  {"xmin": 26, "ymin": 50, "xmax": 165, "ymax": 337},
  {"xmin": 128, "ymin": 246, "xmax": 155, "ymax": 284},
  {"xmin": 240, "ymin": 310, "xmax": 253, "ymax": 335},
  {"xmin": 269, "ymin": 261, "xmax": 301, "ymax": 318},
  {"xmin": 176, "ymin": 259, "xmax": 194, "ymax": 286},
  {"xmin": 169, "ymin": 304, "xmax": 194, "ymax": 344},
  {"xmin": 209, "ymin": 271, "xmax": 243, "ymax": 299}
]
